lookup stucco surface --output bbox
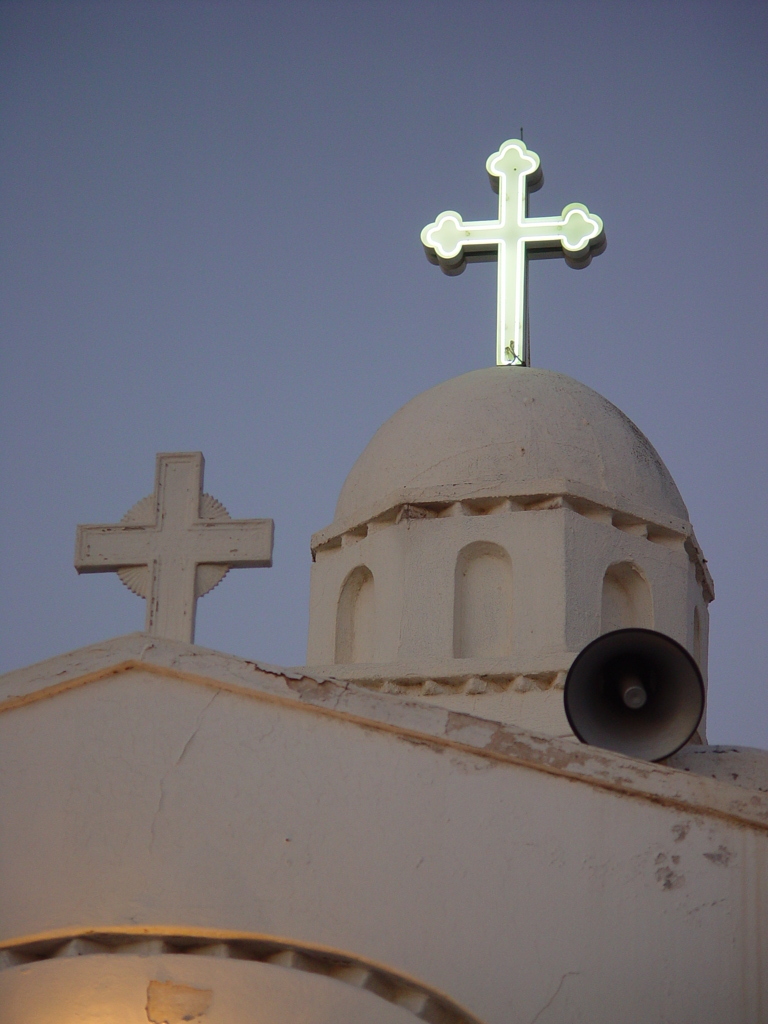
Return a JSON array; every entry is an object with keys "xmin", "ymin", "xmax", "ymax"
[
  {"xmin": 1, "ymin": 637, "xmax": 766, "ymax": 1024},
  {"xmin": 333, "ymin": 367, "xmax": 688, "ymax": 531}
]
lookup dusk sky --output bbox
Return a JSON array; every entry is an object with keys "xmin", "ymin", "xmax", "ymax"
[{"xmin": 2, "ymin": 1, "xmax": 767, "ymax": 747}]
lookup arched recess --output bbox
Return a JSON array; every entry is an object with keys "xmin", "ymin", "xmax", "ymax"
[
  {"xmin": 600, "ymin": 561, "xmax": 653, "ymax": 633},
  {"xmin": 335, "ymin": 566, "xmax": 375, "ymax": 663},
  {"xmin": 453, "ymin": 542, "xmax": 513, "ymax": 659}
]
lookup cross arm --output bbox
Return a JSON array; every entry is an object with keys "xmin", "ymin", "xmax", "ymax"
[
  {"xmin": 421, "ymin": 213, "xmax": 503, "ymax": 275},
  {"xmin": 523, "ymin": 204, "xmax": 605, "ymax": 267},
  {"xmin": 74, "ymin": 524, "xmax": 154, "ymax": 573},
  {"xmin": 191, "ymin": 518, "xmax": 274, "ymax": 568}
]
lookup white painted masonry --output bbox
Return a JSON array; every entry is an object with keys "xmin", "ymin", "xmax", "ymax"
[
  {"xmin": 1, "ymin": 364, "xmax": 765, "ymax": 1023},
  {"xmin": 306, "ymin": 368, "xmax": 712, "ymax": 737},
  {"xmin": 0, "ymin": 635, "xmax": 766, "ymax": 1023}
]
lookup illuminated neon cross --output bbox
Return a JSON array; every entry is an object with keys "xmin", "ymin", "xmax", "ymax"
[
  {"xmin": 421, "ymin": 140, "xmax": 605, "ymax": 366},
  {"xmin": 75, "ymin": 452, "xmax": 274, "ymax": 643}
]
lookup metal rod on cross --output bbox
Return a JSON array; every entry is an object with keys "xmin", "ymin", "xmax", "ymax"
[{"xmin": 420, "ymin": 139, "xmax": 605, "ymax": 367}]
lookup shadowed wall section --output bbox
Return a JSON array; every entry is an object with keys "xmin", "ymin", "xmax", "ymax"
[
  {"xmin": 335, "ymin": 566, "xmax": 375, "ymax": 663},
  {"xmin": 601, "ymin": 562, "xmax": 653, "ymax": 633},
  {"xmin": 453, "ymin": 543, "xmax": 513, "ymax": 659},
  {"xmin": 693, "ymin": 604, "xmax": 709, "ymax": 676}
]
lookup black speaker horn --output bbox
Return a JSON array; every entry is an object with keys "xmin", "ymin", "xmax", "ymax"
[{"xmin": 564, "ymin": 628, "xmax": 705, "ymax": 762}]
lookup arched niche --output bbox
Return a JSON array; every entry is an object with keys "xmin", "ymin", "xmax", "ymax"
[
  {"xmin": 453, "ymin": 541, "xmax": 513, "ymax": 659},
  {"xmin": 335, "ymin": 565, "xmax": 375, "ymax": 663},
  {"xmin": 601, "ymin": 561, "xmax": 653, "ymax": 633}
]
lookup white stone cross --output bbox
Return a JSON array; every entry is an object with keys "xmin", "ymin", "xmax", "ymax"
[
  {"xmin": 75, "ymin": 452, "xmax": 274, "ymax": 643},
  {"xmin": 421, "ymin": 140, "xmax": 605, "ymax": 367}
]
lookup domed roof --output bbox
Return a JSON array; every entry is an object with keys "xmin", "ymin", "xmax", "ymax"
[{"xmin": 332, "ymin": 367, "xmax": 688, "ymax": 531}]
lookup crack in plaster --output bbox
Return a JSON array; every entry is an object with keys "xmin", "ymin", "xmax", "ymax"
[
  {"xmin": 528, "ymin": 971, "xmax": 580, "ymax": 1023},
  {"xmin": 331, "ymin": 679, "xmax": 353, "ymax": 712},
  {"xmin": 150, "ymin": 691, "xmax": 220, "ymax": 848},
  {"xmin": 6, "ymin": 651, "xmax": 766, "ymax": 832},
  {"xmin": 686, "ymin": 898, "xmax": 727, "ymax": 917}
]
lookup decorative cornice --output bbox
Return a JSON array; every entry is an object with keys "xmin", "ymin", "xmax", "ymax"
[
  {"xmin": 304, "ymin": 664, "xmax": 569, "ymax": 697},
  {"xmin": 311, "ymin": 487, "xmax": 714, "ymax": 602}
]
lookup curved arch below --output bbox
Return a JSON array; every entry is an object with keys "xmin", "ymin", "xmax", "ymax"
[{"xmin": 0, "ymin": 928, "xmax": 484, "ymax": 1024}]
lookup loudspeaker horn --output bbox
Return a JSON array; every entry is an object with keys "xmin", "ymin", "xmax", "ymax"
[{"xmin": 564, "ymin": 628, "xmax": 704, "ymax": 762}]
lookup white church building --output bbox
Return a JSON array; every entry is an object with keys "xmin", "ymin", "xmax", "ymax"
[{"xmin": 1, "ymin": 141, "xmax": 766, "ymax": 1024}]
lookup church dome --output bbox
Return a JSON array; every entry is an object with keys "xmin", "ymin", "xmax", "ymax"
[{"xmin": 333, "ymin": 367, "xmax": 688, "ymax": 530}]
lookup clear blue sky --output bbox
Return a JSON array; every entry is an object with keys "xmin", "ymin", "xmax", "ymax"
[{"xmin": 2, "ymin": 1, "xmax": 767, "ymax": 746}]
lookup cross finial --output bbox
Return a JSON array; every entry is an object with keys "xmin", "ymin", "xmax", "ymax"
[
  {"xmin": 75, "ymin": 452, "xmax": 274, "ymax": 643},
  {"xmin": 421, "ymin": 140, "xmax": 605, "ymax": 367}
]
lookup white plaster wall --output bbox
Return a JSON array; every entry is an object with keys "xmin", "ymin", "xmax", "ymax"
[
  {"xmin": 1, "ymin": 669, "xmax": 764, "ymax": 1024},
  {"xmin": 561, "ymin": 511, "xmax": 699, "ymax": 655},
  {"xmin": 309, "ymin": 509, "xmax": 705, "ymax": 676},
  {"xmin": 308, "ymin": 510, "xmax": 569, "ymax": 666}
]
